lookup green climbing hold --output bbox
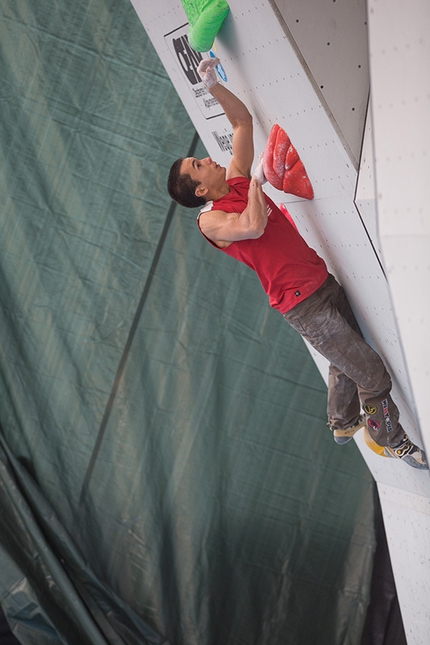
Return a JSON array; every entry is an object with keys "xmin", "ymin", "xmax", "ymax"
[{"xmin": 181, "ymin": 0, "xmax": 230, "ymax": 52}]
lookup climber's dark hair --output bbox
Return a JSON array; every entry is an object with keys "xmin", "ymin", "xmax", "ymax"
[{"xmin": 167, "ymin": 158, "xmax": 206, "ymax": 208}]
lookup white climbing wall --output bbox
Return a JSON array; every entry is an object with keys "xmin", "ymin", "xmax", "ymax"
[{"xmin": 132, "ymin": 1, "xmax": 430, "ymax": 642}]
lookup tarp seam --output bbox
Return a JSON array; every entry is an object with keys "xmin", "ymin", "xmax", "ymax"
[{"xmin": 78, "ymin": 131, "xmax": 200, "ymax": 508}]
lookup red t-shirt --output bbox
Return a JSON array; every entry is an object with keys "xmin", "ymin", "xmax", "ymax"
[{"xmin": 197, "ymin": 177, "xmax": 328, "ymax": 314}]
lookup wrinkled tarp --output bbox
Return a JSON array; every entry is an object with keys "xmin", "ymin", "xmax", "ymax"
[{"xmin": 0, "ymin": 0, "xmax": 376, "ymax": 643}]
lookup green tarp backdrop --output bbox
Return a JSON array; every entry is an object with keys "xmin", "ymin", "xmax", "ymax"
[{"xmin": 0, "ymin": 1, "xmax": 376, "ymax": 643}]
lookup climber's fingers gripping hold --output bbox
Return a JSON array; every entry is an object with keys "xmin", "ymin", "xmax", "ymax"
[{"xmin": 197, "ymin": 57, "xmax": 220, "ymax": 89}]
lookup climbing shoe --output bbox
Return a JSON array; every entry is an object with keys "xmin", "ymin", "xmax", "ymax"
[
  {"xmin": 330, "ymin": 415, "xmax": 366, "ymax": 445},
  {"xmin": 384, "ymin": 434, "xmax": 428, "ymax": 470}
]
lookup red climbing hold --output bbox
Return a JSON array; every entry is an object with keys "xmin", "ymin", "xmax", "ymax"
[{"xmin": 263, "ymin": 124, "xmax": 314, "ymax": 200}]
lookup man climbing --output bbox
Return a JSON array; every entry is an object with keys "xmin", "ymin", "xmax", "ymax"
[{"xmin": 167, "ymin": 57, "xmax": 427, "ymax": 470}]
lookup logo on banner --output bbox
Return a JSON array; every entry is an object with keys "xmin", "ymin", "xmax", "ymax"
[
  {"xmin": 212, "ymin": 130, "xmax": 233, "ymax": 154},
  {"xmin": 164, "ymin": 24, "xmax": 224, "ymax": 119},
  {"xmin": 172, "ymin": 32, "xmax": 203, "ymax": 85}
]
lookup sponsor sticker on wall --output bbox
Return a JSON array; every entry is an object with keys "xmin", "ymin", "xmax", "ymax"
[{"xmin": 164, "ymin": 24, "xmax": 224, "ymax": 119}]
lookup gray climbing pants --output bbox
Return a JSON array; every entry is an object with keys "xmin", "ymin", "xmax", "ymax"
[{"xmin": 282, "ymin": 274, "xmax": 404, "ymax": 447}]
